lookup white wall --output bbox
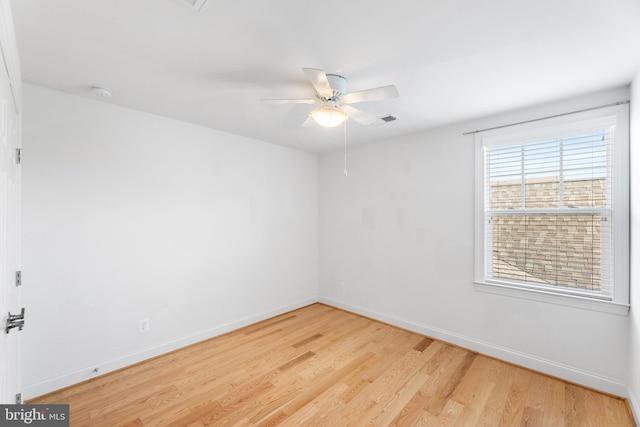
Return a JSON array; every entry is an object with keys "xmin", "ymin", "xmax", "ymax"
[
  {"xmin": 319, "ymin": 86, "xmax": 631, "ymax": 396},
  {"xmin": 21, "ymin": 80, "xmax": 637, "ymax": 407},
  {"xmin": 21, "ymin": 84, "xmax": 318, "ymax": 399},
  {"xmin": 629, "ymin": 70, "xmax": 640, "ymax": 423}
]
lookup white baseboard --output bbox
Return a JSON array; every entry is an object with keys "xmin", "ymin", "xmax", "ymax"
[
  {"xmin": 628, "ymin": 386, "xmax": 640, "ymax": 426},
  {"xmin": 22, "ymin": 298, "xmax": 318, "ymax": 400},
  {"xmin": 319, "ymin": 297, "xmax": 629, "ymax": 398}
]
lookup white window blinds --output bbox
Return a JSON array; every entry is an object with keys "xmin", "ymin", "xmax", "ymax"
[{"xmin": 483, "ymin": 124, "xmax": 614, "ymax": 299}]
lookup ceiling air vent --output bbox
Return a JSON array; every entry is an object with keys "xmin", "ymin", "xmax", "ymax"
[
  {"xmin": 380, "ymin": 115, "xmax": 397, "ymax": 123},
  {"xmin": 181, "ymin": 0, "xmax": 207, "ymax": 11}
]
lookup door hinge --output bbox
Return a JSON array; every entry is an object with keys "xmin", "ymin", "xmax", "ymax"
[
  {"xmin": 15, "ymin": 270, "xmax": 21, "ymax": 287},
  {"xmin": 15, "ymin": 393, "xmax": 22, "ymax": 404},
  {"xmin": 15, "ymin": 148, "xmax": 21, "ymax": 164}
]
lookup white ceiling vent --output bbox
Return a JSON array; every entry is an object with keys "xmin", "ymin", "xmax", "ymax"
[{"xmin": 181, "ymin": 0, "xmax": 207, "ymax": 11}]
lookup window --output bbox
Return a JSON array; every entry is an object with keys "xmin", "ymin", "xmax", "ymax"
[{"xmin": 474, "ymin": 104, "xmax": 629, "ymax": 314}]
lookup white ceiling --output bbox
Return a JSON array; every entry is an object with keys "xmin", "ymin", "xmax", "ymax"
[{"xmin": 9, "ymin": 0, "xmax": 640, "ymax": 153}]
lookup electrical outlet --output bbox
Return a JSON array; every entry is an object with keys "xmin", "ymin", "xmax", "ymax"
[
  {"xmin": 139, "ymin": 318, "xmax": 150, "ymax": 333},
  {"xmin": 339, "ymin": 282, "xmax": 346, "ymax": 292}
]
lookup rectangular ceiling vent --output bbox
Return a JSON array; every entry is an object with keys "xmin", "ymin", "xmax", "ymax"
[
  {"xmin": 380, "ymin": 115, "xmax": 397, "ymax": 123},
  {"xmin": 181, "ymin": 0, "xmax": 207, "ymax": 11}
]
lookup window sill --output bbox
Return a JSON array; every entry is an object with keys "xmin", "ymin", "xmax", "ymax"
[{"xmin": 473, "ymin": 281, "xmax": 629, "ymax": 316}]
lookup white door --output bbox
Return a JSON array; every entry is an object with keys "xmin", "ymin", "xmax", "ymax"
[{"xmin": 0, "ymin": 0, "xmax": 22, "ymax": 404}]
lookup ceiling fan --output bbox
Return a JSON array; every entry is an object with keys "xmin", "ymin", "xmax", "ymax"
[{"xmin": 263, "ymin": 68, "xmax": 399, "ymax": 128}]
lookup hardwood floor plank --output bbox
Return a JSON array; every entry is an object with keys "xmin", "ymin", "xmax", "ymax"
[
  {"xmin": 450, "ymin": 354, "xmax": 493, "ymax": 405},
  {"xmin": 564, "ymin": 384, "xmax": 587, "ymax": 427},
  {"xmin": 416, "ymin": 346, "xmax": 469, "ymax": 412},
  {"xmin": 382, "ymin": 345, "xmax": 452, "ymax": 426},
  {"xmin": 291, "ymin": 333, "xmax": 324, "ymax": 348},
  {"xmin": 437, "ymin": 399, "xmax": 465, "ymax": 426},
  {"xmin": 276, "ymin": 351, "xmax": 316, "ymax": 371},
  {"xmin": 604, "ymin": 394, "xmax": 637, "ymax": 427},
  {"xmin": 476, "ymin": 362, "xmax": 518, "ymax": 426},
  {"xmin": 498, "ymin": 368, "xmax": 532, "ymax": 426},
  {"xmin": 424, "ymin": 351, "xmax": 476, "ymax": 416},
  {"xmin": 583, "ymin": 388, "xmax": 607, "ymax": 427},
  {"xmin": 520, "ymin": 406, "xmax": 544, "ymax": 427},
  {"xmin": 242, "ymin": 315, "xmax": 297, "ymax": 335},
  {"xmin": 296, "ymin": 382, "xmax": 349, "ymax": 426},
  {"xmin": 27, "ymin": 304, "xmax": 635, "ymax": 427},
  {"xmin": 281, "ymin": 352, "xmax": 374, "ymax": 417},
  {"xmin": 449, "ymin": 354, "xmax": 497, "ymax": 426},
  {"xmin": 173, "ymin": 401, "xmax": 224, "ymax": 426},
  {"xmin": 542, "ymin": 377, "xmax": 566, "ymax": 427},
  {"xmin": 453, "ymin": 381, "xmax": 495, "ymax": 427},
  {"xmin": 344, "ymin": 341, "xmax": 445, "ymax": 425},
  {"xmin": 524, "ymin": 372, "xmax": 548, "ymax": 412},
  {"xmin": 370, "ymin": 370, "xmax": 430, "ymax": 426},
  {"xmin": 413, "ymin": 337, "xmax": 434, "ymax": 352}
]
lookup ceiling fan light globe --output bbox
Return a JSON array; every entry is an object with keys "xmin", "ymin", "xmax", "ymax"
[{"xmin": 309, "ymin": 106, "xmax": 346, "ymax": 128}]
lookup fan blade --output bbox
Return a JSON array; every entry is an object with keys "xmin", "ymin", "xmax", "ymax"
[
  {"xmin": 341, "ymin": 85, "xmax": 399, "ymax": 104},
  {"xmin": 302, "ymin": 68, "xmax": 333, "ymax": 99},
  {"xmin": 261, "ymin": 98, "xmax": 317, "ymax": 105},
  {"xmin": 342, "ymin": 105, "xmax": 384, "ymax": 126},
  {"xmin": 301, "ymin": 116, "xmax": 315, "ymax": 127}
]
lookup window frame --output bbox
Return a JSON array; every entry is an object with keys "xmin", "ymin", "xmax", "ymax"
[{"xmin": 473, "ymin": 104, "xmax": 629, "ymax": 316}]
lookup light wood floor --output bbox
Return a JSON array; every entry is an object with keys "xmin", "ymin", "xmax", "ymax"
[{"xmin": 30, "ymin": 303, "xmax": 635, "ymax": 426}]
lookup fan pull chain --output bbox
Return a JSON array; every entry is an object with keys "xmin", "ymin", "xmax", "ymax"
[{"xmin": 343, "ymin": 119, "xmax": 348, "ymax": 176}]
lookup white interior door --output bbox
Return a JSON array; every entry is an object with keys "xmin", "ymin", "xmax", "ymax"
[{"xmin": 0, "ymin": 0, "xmax": 22, "ymax": 404}]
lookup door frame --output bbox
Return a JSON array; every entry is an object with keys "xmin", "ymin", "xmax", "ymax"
[{"xmin": 0, "ymin": 0, "xmax": 23, "ymax": 404}]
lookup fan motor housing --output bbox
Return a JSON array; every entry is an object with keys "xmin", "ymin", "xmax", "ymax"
[{"xmin": 326, "ymin": 74, "xmax": 348, "ymax": 98}]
